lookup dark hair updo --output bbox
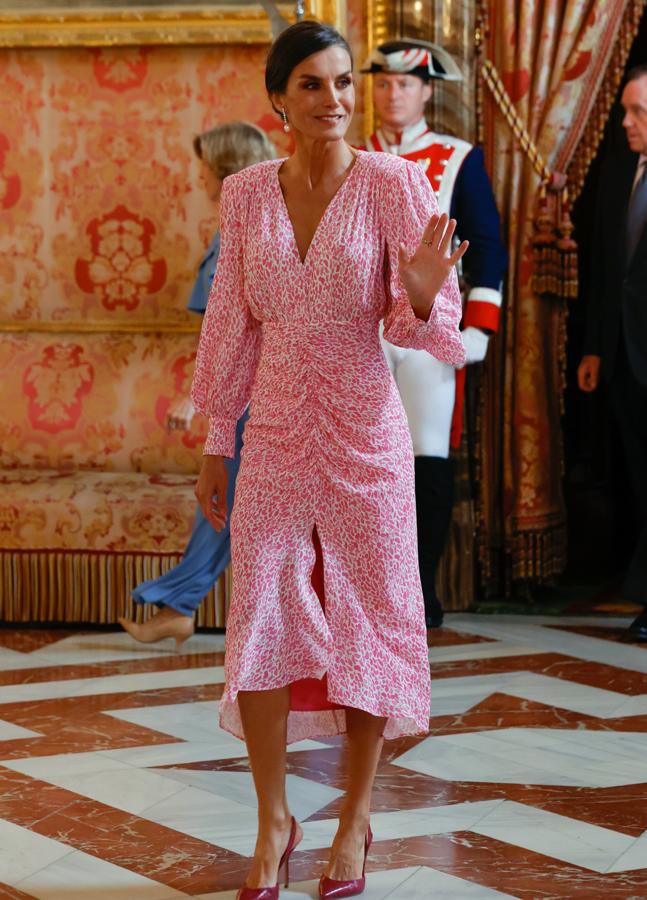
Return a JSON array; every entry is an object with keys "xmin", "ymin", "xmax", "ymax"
[
  {"xmin": 265, "ymin": 20, "xmax": 353, "ymax": 112},
  {"xmin": 626, "ymin": 63, "xmax": 647, "ymax": 85}
]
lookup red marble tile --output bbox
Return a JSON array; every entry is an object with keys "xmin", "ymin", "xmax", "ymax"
[
  {"xmin": 0, "ymin": 628, "xmax": 79, "ymax": 653},
  {"xmin": 29, "ymin": 801, "xmax": 246, "ymax": 895},
  {"xmin": 0, "ymin": 884, "xmax": 36, "ymax": 899},
  {"xmin": 548, "ymin": 623, "xmax": 647, "ymax": 647},
  {"xmin": 360, "ymin": 833, "xmax": 647, "ymax": 898},
  {"xmin": 0, "ymin": 768, "xmax": 81, "ymax": 827},
  {"xmin": 0, "ymin": 769, "xmax": 245, "ymax": 894},
  {"xmin": 0, "ymin": 683, "xmax": 225, "ymax": 760},
  {"xmin": 427, "ymin": 628, "xmax": 495, "ymax": 648}
]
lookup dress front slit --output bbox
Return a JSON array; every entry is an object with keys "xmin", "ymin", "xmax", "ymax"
[{"xmin": 289, "ymin": 527, "xmax": 344, "ymax": 714}]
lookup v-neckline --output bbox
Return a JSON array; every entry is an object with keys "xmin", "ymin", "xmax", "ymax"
[{"xmin": 274, "ymin": 152, "xmax": 362, "ymax": 266}]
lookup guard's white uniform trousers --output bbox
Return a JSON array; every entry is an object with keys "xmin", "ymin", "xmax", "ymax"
[
  {"xmin": 380, "ymin": 325, "xmax": 489, "ymax": 458},
  {"xmin": 380, "ymin": 329, "xmax": 456, "ymax": 459}
]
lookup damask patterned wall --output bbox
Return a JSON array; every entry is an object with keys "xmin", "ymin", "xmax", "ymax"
[
  {"xmin": 0, "ymin": 44, "xmax": 294, "ymax": 329},
  {"xmin": 0, "ymin": 16, "xmax": 366, "ymax": 455}
]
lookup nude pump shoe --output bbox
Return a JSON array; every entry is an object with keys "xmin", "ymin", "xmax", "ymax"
[{"xmin": 118, "ymin": 609, "xmax": 194, "ymax": 651}]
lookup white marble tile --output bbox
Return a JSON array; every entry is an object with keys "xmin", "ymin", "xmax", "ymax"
[
  {"xmin": 610, "ymin": 695, "xmax": 647, "ymax": 718},
  {"xmin": 0, "ymin": 647, "xmax": 50, "ymax": 672},
  {"xmin": 429, "ymin": 643, "xmax": 544, "ymax": 664},
  {"xmin": 35, "ymin": 630, "xmax": 226, "ymax": 665},
  {"xmin": 156, "ymin": 769, "xmax": 343, "ymax": 822},
  {"xmin": 393, "ymin": 727, "xmax": 647, "ymax": 788},
  {"xmin": 144, "ymin": 785, "xmax": 259, "ymax": 855},
  {"xmin": 145, "ymin": 795, "xmax": 501, "ymax": 859},
  {"xmin": 0, "ymin": 665, "xmax": 225, "ymax": 705},
  {"xmin": 0, "ymin": 718, "xmax": 41, "ymax": 741},
  {"xmin": 16, "ymin": 846, "xmax": 186, "ymax": 899},
  {"xmin": 473, "ymin": 800, "xmax": 635, "ymax": 873},
  {"xmin": 106, "ymin": 700, "xmax": 224, "ymax": 743},
  {"xmin": 99, "ymin": 741, "xmax": 230, "ymax": 768},
  {"xmin": 103, "ymin": 701, "xmax": 328, "ymax": 760},
  {"xmin": 428, "ymin": 690, "xmax": 494, "ymax": 717},
  {"xmin": 503, "ymin": 672, "xmax": 631, "ymax": 718},
  {"xmin": 386, "ymin": 866, "xmax": 519, "ymax": 898},
  {"xmin": 3, "ymin": 750, "xmax": 133, "ymax": 778},
  {"xmin": 395, "ymin": 736, "xmax": 546, "ymax": 785},
  {"xmin": 0, "ymin": 818, "xmax": 72, "ymax": 885},
  {"xmin": 429, "ymin": 672, "xmax": 517, "ymax": 716},
  {"xmin": 1, "ymin": 753, "xmax": 186, "ymax": 816},
  {"xmin": 447, "ymin": 615, "xmax": 647, "ymax": 676},
  {"xmin": 56, "ymin": 767, "xmax": 186, "ymax": 816},
  {"xmin": 606, "ymin": 831, "xmax": 647, "ymax": 873},
  {"xmin": 430, "ymin": 669, "xmax": 647, "ymax": 720},
  {"xmin": 447, "ymin": 613, "xmax": 634, "ymax": 628},
  {"xmin": 0, "ymin": 631, "xmax": 227, "ymax": 673},
  {"xmin": 298, "ymin": 801, "xmax": 503, "ymax": 851}
]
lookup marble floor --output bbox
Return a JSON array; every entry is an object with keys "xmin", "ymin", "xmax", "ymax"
[{"xmin": 1, "ymin": 614, "xmax": 647, "ymax": 899}]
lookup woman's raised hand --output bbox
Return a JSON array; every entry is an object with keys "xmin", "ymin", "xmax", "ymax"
[
  {"xmin": 398, "ymin": 213, "xmax": 469, "ymax": 321},
  {"xmin": 195, "ymin": 455, "xmax": 228, "ymax": 531}
]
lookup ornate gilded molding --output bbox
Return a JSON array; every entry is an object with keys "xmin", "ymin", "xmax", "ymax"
[
  {"xmin": 363, "ymin": 0, "xmax": 388, "ymax": 136},
  {"xmin": 0, "ymin": 0, "xmax": 343, "ymax": 48},
  {"xmin": 0, "ymin": 320, "xmax": 200, "ymax": 335}
]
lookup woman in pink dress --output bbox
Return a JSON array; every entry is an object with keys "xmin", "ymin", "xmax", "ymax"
[{"xmin": 191, "ymin": 21, "xmax": 467, "ymax": 900}]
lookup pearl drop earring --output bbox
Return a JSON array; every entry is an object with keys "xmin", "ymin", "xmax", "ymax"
[{"xmin": 281, "ymin": 108, "xmax": 290, "ymax": 133}]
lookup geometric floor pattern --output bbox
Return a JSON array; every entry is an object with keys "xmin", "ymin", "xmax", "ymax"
[{"xmin": 1, "ymin": 613, "xmax": 647, "ymax": 898}]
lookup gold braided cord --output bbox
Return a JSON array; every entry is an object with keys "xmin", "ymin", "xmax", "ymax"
[
  {"xmin": 481, "ymin": 58, "xmax": 552, "ymax": 184},
  {"xmin": 568, "ymin": 0, "xmax": 646, "ymax": 200}
]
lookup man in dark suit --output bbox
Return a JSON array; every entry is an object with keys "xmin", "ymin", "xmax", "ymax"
[{"xmin": 578, "ymin": 64, "xmax": 647, "ymax": 641}]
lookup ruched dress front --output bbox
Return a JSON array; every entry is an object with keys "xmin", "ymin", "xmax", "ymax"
[{"xmin": 191, "ymin": 151, "xmax": 465, "ymax": 742}]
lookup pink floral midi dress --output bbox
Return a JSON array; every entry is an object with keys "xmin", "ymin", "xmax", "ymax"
[{"xmin": 191, "ymin": 150, "xmax": 465, "ymax": 742}]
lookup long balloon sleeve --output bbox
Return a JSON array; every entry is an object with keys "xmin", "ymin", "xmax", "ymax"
[{"xmin": 191, "ymin": 177, "xmax": 261, "ymax": 457}]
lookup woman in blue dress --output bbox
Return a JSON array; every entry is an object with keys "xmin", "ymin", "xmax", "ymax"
[{"xmin": 118, "ymin": 121, "xmax": 276, "ymax": 649}]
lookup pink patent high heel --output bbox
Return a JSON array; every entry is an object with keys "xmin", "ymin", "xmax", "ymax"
[
  {"xmin": 318, "ymin": 824, "xmax": 373, "ymax": 899},
  {"xmin": 237, "ymin": 816, "xmax": 300, "ymax": 900}
]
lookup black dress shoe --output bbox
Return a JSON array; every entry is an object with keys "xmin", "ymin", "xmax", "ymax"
[
  {"xmin": 622, "ymin": 611, "xmax": 647, "ymax": 643},
  {"xmin": 425, "ymin": 612, "xmax": 444, "ymax": 629}
]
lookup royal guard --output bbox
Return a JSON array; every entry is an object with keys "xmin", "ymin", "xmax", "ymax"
[{"xmin": 362, "ymin": 39, "xmax": 507, "ymax": 627}]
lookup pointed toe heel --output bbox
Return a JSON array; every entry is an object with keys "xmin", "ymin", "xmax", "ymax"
[
  {"xmin": 236, "ymin": 816, "xmax": 300, "ymax": 899},
  {"xmin": 236, "ymin": 889, "xmax": 278, "ymax": 900},
  {"xmin": 319, "ymin": 825, "xmax": 372, "ymax": 899},
  {"xmin": 318, "ymin": 874, "xmax": 366, "ymax": 899}
]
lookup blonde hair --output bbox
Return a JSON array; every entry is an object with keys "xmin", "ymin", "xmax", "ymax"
[{"xmin": 193, "ymin": 121, "xmax": 276, "ymax": 179}]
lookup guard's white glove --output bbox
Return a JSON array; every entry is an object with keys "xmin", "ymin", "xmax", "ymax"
[{"xmin": 462, "ymin": 326, "xmax": 490, "ymax": 364}]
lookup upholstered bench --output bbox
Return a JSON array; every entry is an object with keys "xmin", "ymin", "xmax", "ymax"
[{"xmin": 0, "ymin": 331, "xmax": 229, "ymax": 626}]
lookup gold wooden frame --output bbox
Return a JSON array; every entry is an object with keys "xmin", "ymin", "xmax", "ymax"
[{"xmin": 0, "ymin": 1, "xmax": 344, "ymax": 48}]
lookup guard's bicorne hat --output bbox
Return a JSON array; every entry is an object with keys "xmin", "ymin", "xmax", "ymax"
[{"xmin": 361, "ymin": 39, "xmax": 463, "ymax": 83}]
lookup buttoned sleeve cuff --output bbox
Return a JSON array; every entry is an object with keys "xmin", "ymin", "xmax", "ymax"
[
  {"xmin": 462, "ymin": 287, "xmax": 502, "ymax": 332},
  {"xmin": 203, "ymin": 416, "xmax": 238, "ymax": 457},
  {"xmin": 388, "ymin": 298, "xmax": 466, "ymax": 368}
]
